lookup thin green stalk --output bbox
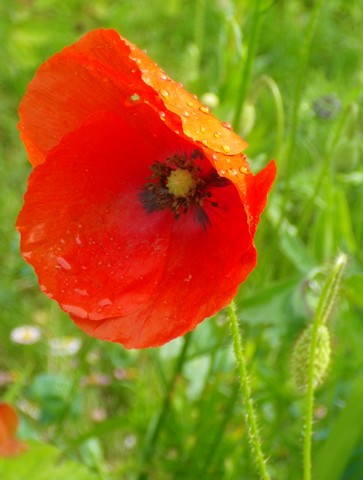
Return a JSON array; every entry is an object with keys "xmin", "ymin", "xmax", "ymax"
[
  {"xmin": 298, "ymin": 103, "xmax": 359, "ymax": 232},
  {"xmin": 233, "ymin": 0, "xmax": 264, "ymax": 131},
  {"xmin": 282, "ymin": 0, "xmax": 325, "ymax": 174},
  {"xmin": 194, "ymin": 0, "xmax": 206, "ymax": 73},
  {"xmin": 303, "ymin": 253, "xmax": 347, "ymax": 480},
  {"xmin": 137, "ymin": 333, "xmax": 192, "ymax": 480},
  {"xmin": 253, "ymin": 75, "xmax": 285, "ymax": 158},
  {"xmin": 271, "ymin": 0, "xmax": 325, "ymax": 274},
  {"xmin": 227, "ymin": 301, "xmax": 270, "ymax": 480}
]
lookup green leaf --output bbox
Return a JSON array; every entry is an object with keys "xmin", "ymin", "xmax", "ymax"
[{"xmin": 0, "ymin": 442, "xmax": 99, "ymax": 480}]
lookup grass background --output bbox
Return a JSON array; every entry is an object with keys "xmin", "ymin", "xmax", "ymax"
[{"xmin": 0, "ymin": 0, "xmax": 363, "ymax": 478}]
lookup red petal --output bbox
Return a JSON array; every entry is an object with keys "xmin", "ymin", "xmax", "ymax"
[
  {"xmin": 17, "ymin": 111, "xmax": 256, "ymax": 348},
  {"xmin": 0, "ymin": 403, "xmax": 26, "ymax": 457},
  {"xmin": 243, "ymin": 160, "xmax": 277, "ymax": 237},
  {"xmin": 18, "ymin": 29, "xmax": 160, "ymax": 165},
  {"xmin": 19, "ymin": 28, "xmax": 248, "ymax": 167}
]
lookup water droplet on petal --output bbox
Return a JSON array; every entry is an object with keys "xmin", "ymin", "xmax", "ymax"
[
  {"xmin": 74, "ymin": 288, "xmax": 89, "ymax": 296},
  {"xmin": 97, "ymin": 298, "xmax": 112, "ymax": 308},
  {"xmin": 160, "ymin": 89, "xmax": 169, "ymax": 98},
  {"xmin": 218, "ymin": 169, "xmax": 226, "ymax": 175},
  {"xmin": 239, "ymin": 165, "xmax": 249, "ymax": 174},
  {"xmin": 56, "ymin": 257, "xmax": 72, "ymax": 271},
  {"xmin": 159, "ymin": 112, "xmax": 166, "ymax": 121},
  {"xmin": 160, "ymin": 73, "xmax": 168, "ymax": 80},
  {"xmin": 200, "ymin": 126, "xmax": 206, "ymax": 133},
  {"xmin": 199, "ymin": 105, "xmax": 210, "ymax": 114},
  {"xmin": 62, "ymin": 305, "xmax": 88, "ymax": 319},
  {"xmin": 222, "ymin": 144, "xmax": 231, "ymax": 153},
  {"xmin": 225, "ymin": 157, "xmax": 231, "ymax": 163},
  {"xmin": 183, "ymin": 111, "xmax": 190, "ymax": 117},
  {"xmin": 186, "ymin": 100, "xmax": 194, "ymax": 108},
  {"xmin": 130, "ymin": 93, "xmax": 140, "ymax": 102},
  {"xmin": 222, "ymin": 121, "xmax": 232, "ymax": 130},
  {"xmin": 214, "ymin": 132, "xmax": 222, "ymax": 138}
]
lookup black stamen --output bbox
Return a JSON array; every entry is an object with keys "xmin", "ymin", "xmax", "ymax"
[
  {"xmin": 195, "ymin": 206, "xmax": 211, "ymax": 229},
  {"xmin": 204, "ymin": 170, "xmax": 231, "ymax": 188}
]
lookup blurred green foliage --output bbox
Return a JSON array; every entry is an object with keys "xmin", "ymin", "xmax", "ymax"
[{"xmin": 0, "ymin": 0, "xmax": 362, "ymax": 478}]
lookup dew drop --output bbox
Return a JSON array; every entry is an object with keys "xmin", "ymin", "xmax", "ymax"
[
  {"xmin": 56, "ymin": 257, "xmax": 72, "ymax": 271},
  {"xmin": 183, "ymin": 111, "xmax": 190, "ymax": 117},
  {"xmin": 160, "ymin": 73, "xmax": 168, "ymax": 80},
  {"xmin": 200, "ymin": 126, "xmax": 206, "ymax": 133},
  {"xmin": 222, "ymin": 121, "xmax": 232, "ymax": 130},
  {"xmin": 186, "ymin": 100, "xmax": 194, "ymax": 108},
  {"xmin": 75, "ymin": 234, "xmax": 82, "ymax": 246},
  {"xmin": 228, "ymin": 168, "xmax": 238, "ymax": 176},
  {"xmin": 160, "ymin": 89, "xmax": 169, "ymax": 98},
  {"xmin": 130, "ymin": 93, "xmax": 140, "ymax": 102},
  {"xmin": 62, "ymin": 305, "xmax": 88, "ymax": 319},
  {"xmin": 199, "ymin": 105, "xmax": 210, "ymax": 114},
  {"xmin": 225, "ymin": 157, "xmax": 231, "ymax": 164},
  {"xmin": 159, "ymin": 112, "xmax": 166, "ymax": 121},
  {"xmin": 74, "ymin": 288, "xmax": 89, "ymax": 296},
  {"xmin": 239, "ymin": 165, "xmax": 249, "ymax": 174},
  {"xmin": 222, "ymin": 144, "xmax": 231, "ymax": 153},
  {"xmin": 211, "ymin": 153, "xmax": 218, "ymax": 160},
  {"xmin": 218, "ymin": 169, "xmax": 226, "ymax": 175},
  {"xmin": 97, "ymin": 298, "xmax": 112, "ymax": 308},
  {"xmin": 214, "ymin": 132, "xmax": 222, "ymax": 138}
]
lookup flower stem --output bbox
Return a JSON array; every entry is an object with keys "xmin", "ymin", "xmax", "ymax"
[
  {"xmin": 303, "ymin": 253, "xmax": 347, "ymax": 480},
  {"xmin": 137, "ymin": 333, "xmax": 192, "ymax": 480},
  {"xmin": 227, "ymin": 301, "xmax": 270, "ymax": 480},
  {"xmin": 281, "ymin": 0, "xmax": 325, "ymax": 174},
  {"xmin": 194, "ymin": 0, "xmax": 206, "ymax": 73},
  {"xmin": 233, "ymin": 0, "xmax": 264, "ymax": 131}
]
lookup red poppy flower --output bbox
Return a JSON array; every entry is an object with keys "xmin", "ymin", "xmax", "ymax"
[
  {"xmin": 17, "ymin": 29, "xmax": 276, "ymax": 349},
  {"xmin": 0, "ymin": 403, "xmax": 27, "ymax": 457}
]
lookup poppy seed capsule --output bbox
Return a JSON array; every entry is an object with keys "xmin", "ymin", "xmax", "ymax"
[
  {"xmin": 166, "ymin": 169, "xmax": 195, "ymax": 197},
  {"xmin": 291, "ymin": 325, "xmax": 331, "ymax": 393}
]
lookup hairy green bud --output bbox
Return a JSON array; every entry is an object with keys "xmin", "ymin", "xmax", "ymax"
[{"xmin": 291, "ymin": 324, "xmax": 331, "ymax": 392}]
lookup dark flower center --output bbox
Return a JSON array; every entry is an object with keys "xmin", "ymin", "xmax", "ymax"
[{"xmin": 139, "ymin": 149, "xmax": 230, "ymax": 228}]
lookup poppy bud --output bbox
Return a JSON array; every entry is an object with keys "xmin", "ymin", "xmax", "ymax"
[{"xmin": 291, "ymin": 324, "xmax": 331, "ymax": 393}]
